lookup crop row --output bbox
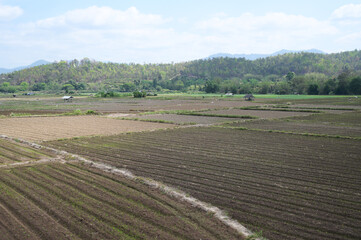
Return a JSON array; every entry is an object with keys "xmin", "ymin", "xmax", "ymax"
[
  {"xmin": 46, "ymin": 127, "xmax": 361, "ymax": 240},
  {"xmin": 0, "ymin": 138, "xmax": 55, "ymax": 165},
  {"xmin": 0, "ymin": 162, "xmax": 240, "ymax": 240}
]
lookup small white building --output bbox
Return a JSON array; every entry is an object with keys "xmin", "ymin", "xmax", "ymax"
[{"xmin": 62, "ymin": 96, "xmax": 73, "ymax": 102}]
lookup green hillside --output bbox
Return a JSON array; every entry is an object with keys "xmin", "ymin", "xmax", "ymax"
[{"xmin": 1, "ymin": 50, "xmax": 361, "ymax": 95}]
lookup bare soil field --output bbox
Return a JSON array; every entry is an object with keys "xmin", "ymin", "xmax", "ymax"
[
  {"xmin": 0, "ymin": 96, "xmax": 260, "ymax": 115},
  {"xmin": 135, "ymin": 113, "xmax": 238, "ymax": 125},
  {"xmin": 289, "ymin": 111, "xmax": 361, "ymax": 127},
  {"xmin": 0, "ymin": 138, "xmax": 56, "ymax": 165},
  {"xmin": 0, "ymin": 116, "xmax": 175, "ymax": 141},
  {"xmin": 203, "ymin": 109, "xmax": 312, "ymax": 119},
  {"xmin": 225, "ymin": 119, "xmax": 361, "ymax": 137},
  {"xmin": 45, "ymin": 127, "xmax": 361, "ymax": 240},
  {"xmin": 0, "ymin": 161, "xmax": 240, "ymax": 240}
]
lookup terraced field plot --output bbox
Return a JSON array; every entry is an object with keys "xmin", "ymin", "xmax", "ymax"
[
  {"xmin": 225, "ymin": 119, "xmax": 361, "ymax": 137},
  {"xmin": 0, "ymin": 161, "xmax": 241, "ymax": 240},
  {"xmin": 0, "ymin": 116, "xmax": 175, "ymax": 141},
  {"xmin": 46, "ymin": 127, "xmax": 361, "ymax": 240},
  {"xmin": 202, "ymin": 109, "xmax": 312, "ymax": 119}
]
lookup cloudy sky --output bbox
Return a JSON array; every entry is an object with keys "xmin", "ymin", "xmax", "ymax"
[{"xmin": 0, "ymin": 0, "xmax": 360, "ymax": 68}]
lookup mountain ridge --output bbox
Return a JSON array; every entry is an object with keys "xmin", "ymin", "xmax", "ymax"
[
  {"xmin": 206, "ymin": 49, "xmax": 326, "ymax": 60},
  {"xmin": 0, "ymin": 60, "xmax": 51, "ymax": 74}
]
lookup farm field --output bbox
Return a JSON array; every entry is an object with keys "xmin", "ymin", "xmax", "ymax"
[
  {"xmin": 45, "ymin": 127, "xmax": 361, "ymax": 240},
  {"xmin": 288, "ymin": 111, "xmax": 361, "ymax": 127},
  {"xmin": 0, "ymin": 116, "xmax": 175, "ymax": 142},
  {"xmin": 133, "ymin": 113, "xmax": 239, "ymax": 125},
  {"xmin": 1, "ymin": 94, "xmax": 361, "ymax": 240},
  {"xmin": 0, "ymin": 138, "xmax": 56, "ymax": 165},
  {"xmin": 224, "ymin": 112, "xmax": 361, "ymax": 137},
  {"xmin": 201, "ymin": 108, "xmax": 312, "ymax": 119},
  {"xmin": 0, "ymin": 95, "xmax": 260, "ymax": 115},
  {"xmin": 0, "ymin": 159, "xmax": 241, "ymax": 240}
]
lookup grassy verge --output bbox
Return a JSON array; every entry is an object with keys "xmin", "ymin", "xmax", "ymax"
[
  {"xmin": 7, "ymin": 109, "xmax": 99, "ymax": 118},
  {"xmin": 271, "ymin": 105, "xmax": 356, "ymax": 111},
  {"xmin": 237, "ymin": 106, "xmax": 323, "ymax": 113},
  {"xmin": 118, "ymin": 117, "xmax": 193, "ymax": 125}
]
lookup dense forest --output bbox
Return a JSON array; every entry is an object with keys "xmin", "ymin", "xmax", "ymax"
[{"xmin": 1, "ymin": 50, "xmax": 361, "ymax": 95}]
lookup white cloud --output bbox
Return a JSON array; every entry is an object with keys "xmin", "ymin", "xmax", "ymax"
[
  {"xmin": 0, "ymin": 4, "xmax": 23, "ymax": 21},
  {"xmin": 34, "ymin": 6, "xmax": 166, "ymax": 28},
  {"xmin": 194, "ymin": 12, "xmax": 338, "ymax": 53},
  {"xmin": 196, "ymin": 12, "xmax": 337, "ymax": 35},
  {"xmin": 332, "ymin": 4, "xmax": 361, "ymax": 19}
]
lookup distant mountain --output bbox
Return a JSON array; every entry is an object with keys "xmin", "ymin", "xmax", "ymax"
[
  {"xmin": 206, "ymin": 49, "xmax": 326, "ymax": 60},
  {"xmin": 0, "ymin": 60, "xmax": 51, "ymax": 74}
]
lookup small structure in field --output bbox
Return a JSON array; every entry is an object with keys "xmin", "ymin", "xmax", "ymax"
[
  {"xmin": 244, "ymin": 94, "xmax": 255, "ymax": 101},
  {"xmin": 225, "ymin": 92, "xmax": 233, "ymax": 96},
  {"xmin": 62, "ymin": 96, "xmax": 73, "ymax": 102}
]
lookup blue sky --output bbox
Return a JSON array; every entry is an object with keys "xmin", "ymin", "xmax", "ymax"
[{"xmin": 1, "ymin": 0, "xmax": 361, "ymax": 68}]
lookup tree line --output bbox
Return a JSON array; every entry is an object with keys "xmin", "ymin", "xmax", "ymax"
[{"xmin": 1, "ymin": 50, "xmax": 360, "ymax": 95}]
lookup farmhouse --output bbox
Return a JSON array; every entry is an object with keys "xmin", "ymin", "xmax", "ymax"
[
  {"xmin": 62, "ymin": 96, "xmax": 73, "ymax": 102},
  {"xmin": 244, "ymin": 94, "xmax": 255, "ymax": 101}
]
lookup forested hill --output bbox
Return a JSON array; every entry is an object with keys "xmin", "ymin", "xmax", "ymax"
[{"xmin": 1, "ymin": 50, "xmax": 361, "ymax": 95}]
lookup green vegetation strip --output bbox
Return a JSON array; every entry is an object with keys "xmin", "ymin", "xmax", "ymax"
[
  {"xmin": 139, "ymin": 109, "xmax": 257, "ymax": 119},
  {"xmin": 119, "ymin": 117, "xmax": 179, "ymax": 124},
  {"xmin": 271, "ymin": 105, "xmax": 356, "ymax": 111},
  {"xmin": 237, "ymin": 106, "xmax": 323, "ymax": 113},
  {"xmin": 218, "ymin": 125, "xmax": 361, "ymax": 140},
  {"xmin": 7, "ymin": 109, "xmax": 99, "ymax": 118}
]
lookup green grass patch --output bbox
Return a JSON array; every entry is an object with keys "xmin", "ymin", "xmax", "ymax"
[
  {"xmin": 237, "ymin": 106, "xmax": 322, "ymax": 113},
  {"xmin": 178, "ymin": 112, "xmax": 258, "ymax": 119}
]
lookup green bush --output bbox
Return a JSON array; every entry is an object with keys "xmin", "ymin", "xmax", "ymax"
[{"xmin": 133, "ymin": 91, "xmax": 146, "ymax": 98}]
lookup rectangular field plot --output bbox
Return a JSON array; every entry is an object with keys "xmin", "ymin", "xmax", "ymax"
[
  {"xmin": 46, "ymin": 127, "xmax": 361, "ymax": 240},
  {"xmin": 289, "ymin": 111, "xmax": 361, "ymax": 127},
  {"xmin": 135, "ymin": 113, "xmax": 238, "ymax": 125},
  {"xmin": 203, "ymin": 109, "xmax": 312, "ymax": 119},
  {"xmin": 0, "ymin": 162, "xmax": 240, "ymax": 240},
  {"xmin": 225, "ymin": 119, "xmax": 361, "ymax": 138},
  {"xmin": 0, "ymin": 138, "xmax": 55, "ymax": 165},
  {"xmin": 0, "ymin": 116, "xmax": 175, "ymax": 142}
]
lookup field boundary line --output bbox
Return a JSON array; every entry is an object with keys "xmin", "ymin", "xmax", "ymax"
[{"xmin": 0, "ymin": 134, "xmax": 260, "ymax": 239}]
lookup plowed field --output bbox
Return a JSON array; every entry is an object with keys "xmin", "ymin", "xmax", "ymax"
[
  {"xmin": 0, "ymin": 162, "xmax": 240, "ymax": 240},
  {"xmin": 135, "ymin": 114, "xmax": 238, "ymax": 124},
  {"xmin": 0, "ymin": 116, "xmax": 175, "ymax": 141},
  {"xmin": 46, "ymin": 127, "xmax": 361, "ymax": 240},
  {"xmin": 226, "ymin": 119, "xmax": 361, "ymax": 137},
  {"xmin": 203, "ymin": 109, "xmax": 312, "ymax": 119},
  {"xmin": 0, "ymin": 138, "xmax": 56, "ymax": 165}
]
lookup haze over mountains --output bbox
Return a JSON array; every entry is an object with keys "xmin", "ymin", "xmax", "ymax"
[
  {"xmin": 0, "ymin": 49, "xmax": 326, "ymax": 74},
  {"xmin": 206, "ymin": 49, "xmax": 326, "ymax": 60},
  {"xmin": 0, "ymin": 60, "xmax": 50, "ymax": 74}
]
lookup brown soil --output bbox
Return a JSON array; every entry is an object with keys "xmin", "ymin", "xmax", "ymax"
[
  {"xmin": 0, "ymin": 162, "xmax": 241, "ymax": 240},
  {"xmin": 46, "ymin": 127, "xmax": 361, "ymax": 240},
  {"xmin": 0, "ymin": 116, "xmax": 175, "ymax": 142},
  {"xmin": 226, "ymin": 119, "xmax": 361, "ymax": 137},
  {"xmin": 136, "ymin": 114, "xmax": 238, "ymax": 124},
  {"xmin": 204, "ymin": 109, "xmax": 312, "ymax": 119}
]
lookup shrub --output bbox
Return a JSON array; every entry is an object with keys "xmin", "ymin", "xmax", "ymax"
[{"xmin": 133, "ymin": 91, "xmax": 146, "ymax": 98}]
